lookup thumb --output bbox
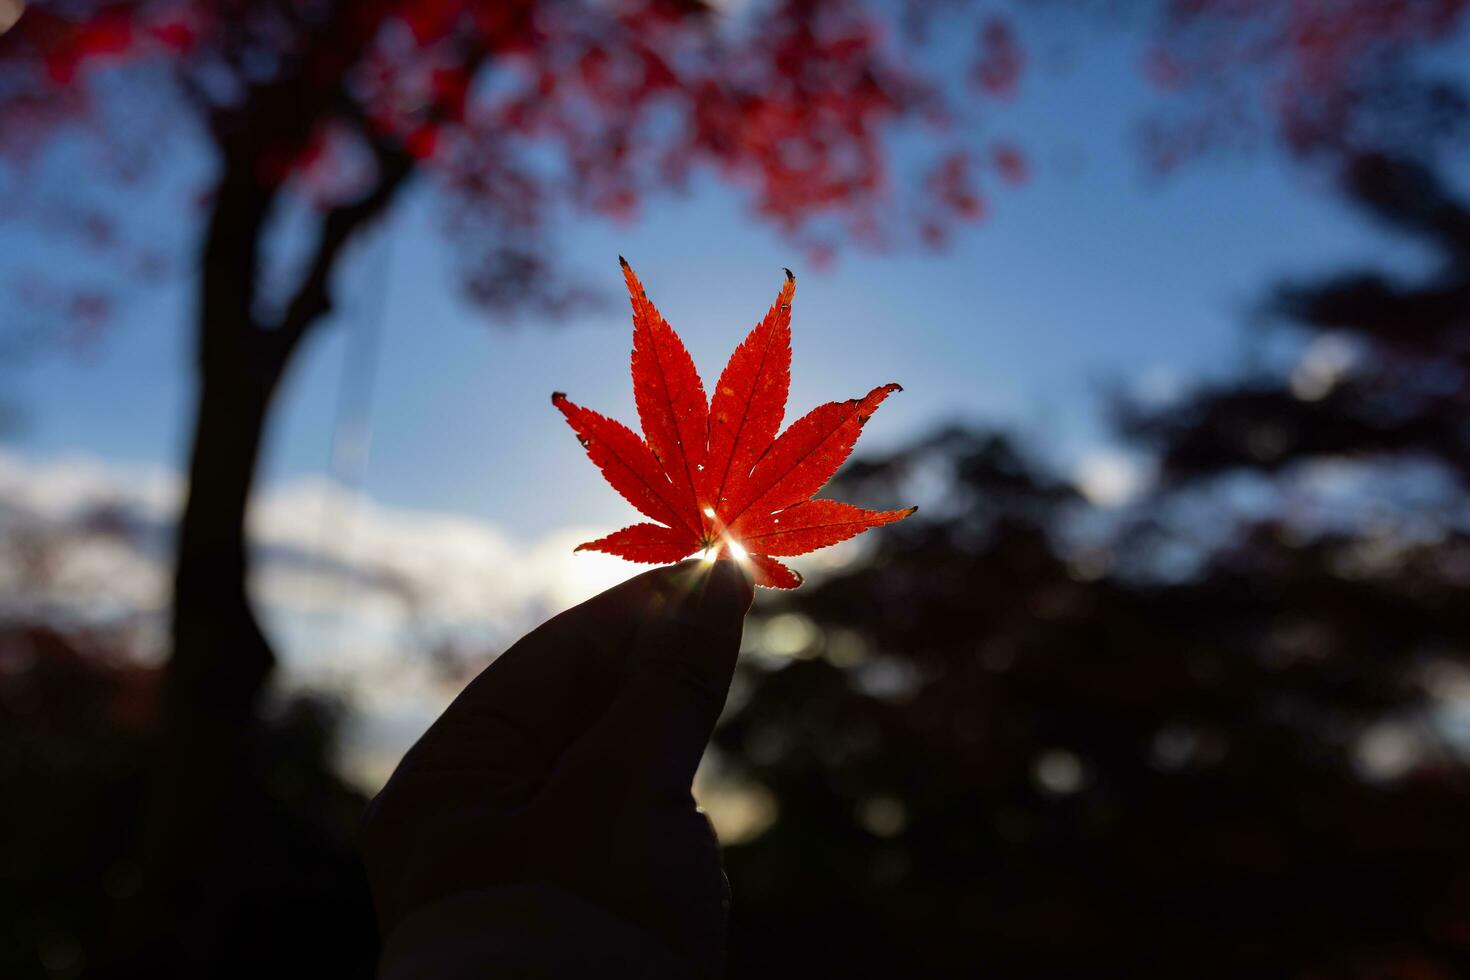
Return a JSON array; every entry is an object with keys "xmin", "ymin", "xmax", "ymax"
[
  {"xmin": 571, "ymin": 558, "xmax": 753, "ymax": 799},
  {"xmin": 500, "ymin": 559, "xmax": 753, "ymax": 967}
]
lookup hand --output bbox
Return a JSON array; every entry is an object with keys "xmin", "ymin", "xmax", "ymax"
[{"xmin": 360, "ymin": 558, "xmax": 753, "ymax": 972}]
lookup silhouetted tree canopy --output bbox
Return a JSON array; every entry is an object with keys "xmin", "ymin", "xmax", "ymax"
[
  {"xmin": 717, "ymin": 153, "xmax": 1470, "ymax": 977},
  {"xmin": 721, "ymin": 421, "xmax": 1470, "ymax": 976},
  {"xmin": 1123, "ymin": 153, "xmax": 1470, "ymax": 487}
]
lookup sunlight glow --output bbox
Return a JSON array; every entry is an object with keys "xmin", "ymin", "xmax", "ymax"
[
  {"xmin": 700, "ymin": 547, "xmax": 717, "ymax": 563},
  {"xmin": 0, "ymin": 1, "xmax": 23, "ymax": 37},
  {"xmin": 703, "ymin": 506, "xmax": 716, "ymax": 518},
  {"xmin": 727, "ymin": 539, "xmax": 748, "ymax": 560}
]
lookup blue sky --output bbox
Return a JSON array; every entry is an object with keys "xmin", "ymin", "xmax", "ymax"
[
  {"xmin": 8, "ymin": 12, "xmax": 1462, "ymax": 790},
  {"xmin": 2, "ymin": 24, "xmax": 1417, "ymax": 543}
]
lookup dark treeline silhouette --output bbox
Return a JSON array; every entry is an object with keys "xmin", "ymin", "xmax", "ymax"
[
  {"xmin": 718, "ymin": 154, "xmax": 1470, "ymax": 978},
  {"xmin": 0, "ymin": 625, "xmax": 377, "ymax": 978}
]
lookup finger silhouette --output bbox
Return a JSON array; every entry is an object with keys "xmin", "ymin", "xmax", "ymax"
[
  {"xmin": 570, "ymin": 557, "xmax": 753, "ymax": 800},
  {"xmin": 386, "ymin": 563, "xmax": 691, "ymax": 804},
  {"xmin": 364, "ymin": 563, "xmax": 724, "ymax": 926},
  {"xmin": 363, "ymin": 560, "xmax": 753, "ymax": 940},
  {"xmin": 503, "ymin": 558, "xmax": 752, "ymax": 964}
]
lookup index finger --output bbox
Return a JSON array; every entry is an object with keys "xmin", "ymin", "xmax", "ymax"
[{"xmin": 382, "ymin": 561, "xmax": 714, "ymax": 804}]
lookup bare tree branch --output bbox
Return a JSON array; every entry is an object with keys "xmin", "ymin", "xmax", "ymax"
[{"xmin": 269, "ymin": 144, "xmax": 414, "ymax": 358}]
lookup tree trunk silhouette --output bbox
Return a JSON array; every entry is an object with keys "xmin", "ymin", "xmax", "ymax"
[
  {"xmin": 122, "ymin": 13, "xmax": 466, "ymax": 959},
  {"xmin": 163, "ymin": 139, "xmax": 412, "ymax": 729},
  {"xmin": 167, "ymin": 168, "xmax": 282, "ymax": 732},
  {"xmin": 164, "ymin": 5, "xmax": 402, "ymax": 736},
  {"xmin": 119, "ymin": 134, "xmax": 412, "ymax": 967}
]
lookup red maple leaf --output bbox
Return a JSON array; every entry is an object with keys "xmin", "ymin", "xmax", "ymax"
[{"xmin": 553, "ymin": 258, "xmax": 915, "ymax": 589}]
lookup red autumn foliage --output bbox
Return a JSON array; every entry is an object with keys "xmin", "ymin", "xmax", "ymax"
[
  {"xmin": 554, "ymin": 260, "xmax": 914, "ymax": 588},
  {"xmin": 0, "ymin": 0, "xmax": 1020, "ymax": 297},
  {"xmin": 991, "ymin": 141, "xmax": 1028, "ymax": 185},
  {"xmin": 971, "ymin": 16, "xmax": 1023, "ymax": 98},
  {"xmin": 1139, "ymin": 0, "xmax": 1470, "ymax": 167}
]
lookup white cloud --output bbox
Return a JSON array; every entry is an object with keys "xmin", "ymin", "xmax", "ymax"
[
  {"xmin": 0, "ymin": 450, "xmax": 180, "ymax": 528},
  {"xmin": 0, "ymin": 448, "xmax": 636, "ymax": 632},
  {"xmin": 0, "ymin": 448, "xmax": 857, "ymax": 794},
  {"xmin": 243, "ymin": 475, "xmax": 632, "ymax": 628},
  {"xmin": 0, "ymin": 449, "xmax": 649, "ymax": 787}
]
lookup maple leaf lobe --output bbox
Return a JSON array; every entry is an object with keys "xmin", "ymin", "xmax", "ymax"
[
  {"xmin": 555, "ymin": 260, "xmax": 914, "ymax": 589},
  {"xmin": 576, "ymin": 522, "xmax": 696, "ymax": 564},
  {"xmin": 747, "ymin": 554, "xmax": 804, "ymax": 590}
]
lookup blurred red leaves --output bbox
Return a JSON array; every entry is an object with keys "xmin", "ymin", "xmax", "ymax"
[
  {"xmin": 42, "ymin": 7, "xmax": 133, "ymax": 83},
  {"xmin": 991, "ymin": 141, "xmax": 1028, "ymax": 185},
  {"xmin": 0, "ymin": 0, "xmax": 1031, "ymax": 299},
  {"xmin": 1141, "ymin": 0, "xmax": 1470, "ymax": 165},
  {"xmin": 971, "ymin": 16, "xmax": 1022, "ymax": 98},
  {"xmin": 2, "ymin": 0, "xmax": 1459, "ymax": 348}
]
